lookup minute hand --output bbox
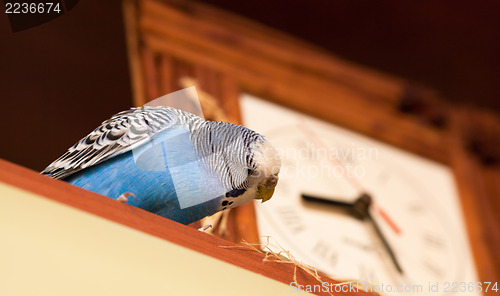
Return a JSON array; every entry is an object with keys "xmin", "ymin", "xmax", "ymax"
[{"xmin": 366, "ymin": 207, "xmax": 404, "ymax": 274}]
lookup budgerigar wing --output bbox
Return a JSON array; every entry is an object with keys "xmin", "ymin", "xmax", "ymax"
[{"xmin": 41, "ymin": 107, "xmax": 185, "ymax": 179}]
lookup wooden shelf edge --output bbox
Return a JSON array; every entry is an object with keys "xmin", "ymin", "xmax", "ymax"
[{"xmin": 0, "ymin": 158, "xmax": 376, "ymax": 296}]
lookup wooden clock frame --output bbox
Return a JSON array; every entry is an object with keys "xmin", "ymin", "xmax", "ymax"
[{"xmin": 123, "ymin": 0, "xmax": 500, "ymax": 289}]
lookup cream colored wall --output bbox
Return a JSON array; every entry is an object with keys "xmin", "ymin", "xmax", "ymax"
[{"xmin": 0, "ymin": 182, "xmax": 305, "ymax": 296}]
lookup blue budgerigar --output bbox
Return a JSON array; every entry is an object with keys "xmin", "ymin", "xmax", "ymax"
[{"xmin": 42, "ymin": 106, "xmax": 280, "ymax": 225}]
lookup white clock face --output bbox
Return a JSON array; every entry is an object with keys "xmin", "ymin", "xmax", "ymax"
[{"xmin": 240, "ymin": 94, "xmax": 479, "ymax": 296}]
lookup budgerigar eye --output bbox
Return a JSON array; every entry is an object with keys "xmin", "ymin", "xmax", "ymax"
[{"xmin": 247, "ymin": 168, "xmax": 253, "ymax": 175}]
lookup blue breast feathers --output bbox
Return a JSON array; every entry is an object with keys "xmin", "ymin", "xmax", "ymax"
[{"xmin": 64, "ymin": 126, "xmax": 231, "ymax": 225}]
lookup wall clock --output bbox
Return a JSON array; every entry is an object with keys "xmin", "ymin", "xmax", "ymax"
[
  {"xmin": 124, "ymin": 0, "xmax": 500, "ymax": 290},
  {"xmin": 241, "ymin": 93, "xmax": 479, "ymax": 295}
]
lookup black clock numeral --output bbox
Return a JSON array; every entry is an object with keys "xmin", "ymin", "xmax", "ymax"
[
  {"xmin": 376, "ymin": 170, "xmax": 392, "ymax": 186},
  {"xmin": 407, "ymin": 202, "xmax": 426, "ymax": 214},
  {"xmin": 276, "ymin": 206, "xmax": 306, "ymax": 234},
  {"xmin": 422, "ymin": 258, "xmax": 444, "ymax": 278},
  {"xmin": 423, "ymin": 232, "xmax": 446, "ymax": 249},
  {"xmin": 358, "ymin": 264, "xmax": 379, "ymax": 284},
  {"xmin": 342, "ymin": 237, "xmax": 374, "ymax": 252},
  {"xmin": 312, "ymin": 239, "xmax": 338, "ymax": 267}
]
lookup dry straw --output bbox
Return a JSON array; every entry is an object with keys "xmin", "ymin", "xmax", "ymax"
[{"xmin": 220, "ymin": 237, "xmax": 361, "ymax": 296}]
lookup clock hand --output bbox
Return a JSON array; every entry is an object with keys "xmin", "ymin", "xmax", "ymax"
[
  {"xmin": 301, "ymin": 193, "xmax": 353, "ymax": 208},
  {"xmin": 372, "ymin": 204, "xmax": 402, "ymax": 235},
  {"xmin": 301, "ymin": 193, "xmax": 374, "ymax": 220},
  {"xmin": 302, "ymin": 192, "xmax": 404, "ymax": 274},
  {"xmin": 350, "ymin": 193, "xmax": 405, "ymax": 275},
  {"xmin": 301, "ymin": 193, "xmax": 370, "ymax": 220},
  {"xmin": 298, "ymin": 121, "xmax": 402, "ymax": 235},
  {"xmin": 366, "ymin": 209, "xmax": 405, "ymax": 274}
]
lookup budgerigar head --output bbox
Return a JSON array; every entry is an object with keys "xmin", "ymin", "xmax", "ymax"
[
  {"xmin": 247, "ymin": 139, "xmax": 281, "ymax": 203},
  {"xmin": 196, "ymin": 121, "xmax": 280, "ymax": 207}
]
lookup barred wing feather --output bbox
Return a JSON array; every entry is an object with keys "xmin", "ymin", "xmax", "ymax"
[{"xmin": 41, "ymin": 107, "xmax": 187, "ymax": 179}]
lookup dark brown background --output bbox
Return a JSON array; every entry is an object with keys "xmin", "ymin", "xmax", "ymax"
[{"xmin": 1, "ymin": 0, "xmax": 499, "ymax": 171}]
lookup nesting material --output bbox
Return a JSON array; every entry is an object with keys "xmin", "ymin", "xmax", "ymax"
[{"xmin": 220, "ymin": 237, "xmax": 361, "ymax": 296}]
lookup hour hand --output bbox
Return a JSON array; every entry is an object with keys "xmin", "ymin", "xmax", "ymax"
[
  {"xmin": 301, "ymin": 193, "xmax": 371, "ymax": 220},
  {"xmin": 301, "ymin": 193, "xmax": 354, "ymax": 208}
]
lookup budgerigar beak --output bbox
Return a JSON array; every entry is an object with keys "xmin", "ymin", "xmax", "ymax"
[
  {"xmin": 256, "ymin": 185, "xmax": 275, "ymax": 203},
  {"xmin": 255, "ymin": 174, "xmax": 278, "ymax": 203}
]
